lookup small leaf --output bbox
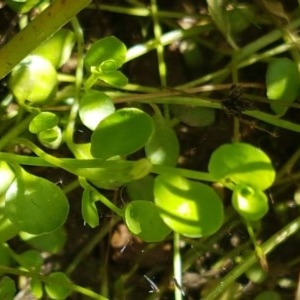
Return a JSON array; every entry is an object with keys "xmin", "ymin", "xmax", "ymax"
[
  {"xmin": 0, "ymin": 276, "xmax": 16, "ymax": 299},
  {"xmin": 9, "ymin": 55, "xmax": 58, "ymax": 104},
  {"xmin": 79, "ymin": 89, "xmax": 115, "ymax": 131},
  {"xmin": 145, "ymin": 109, "xmax": 179, "ymax": 166},
  {"xmin": 85, "ymin": 36, "xmax": 127, "ymax": 70},
  {"xmin": 98, "ymin": 71, "xmax": 128, "ymax": 87},
  {"xmin": 208, "ymin": 143, "xmax": 275, "ymax": 190},
  {"xmin": 232, "ymin": 184, "xmax": 269, "ymax": 221},
  {"xmin": 45, "ymin": 272, "xmax": 72, "ymax": 299},
  {"xmin": 29, "ymin": 112, "xmax": 59, "ymax": 134},
  {"xmin": 91, "ymin": 108, "xmax": 153, "ymax": 160},
  {"xmin": 5, "ymin": 167, "xmax": 69, "ymax": 235},
  {"xmin": 19, "ymin": 250, "xmax": 43, "ymax": 271},
  {"xmin": 81, "ymin": 189, "xmax": 99, "ymax": 228},
  {"xmin": 125, "ymin": 200, "xmax": 172, "ymax": 242},
  {"xmin": 154, "ymin": 174, "xmax": 224, "ymax": 238},
  {"xmin": 266, "ymin": 58, "xmax": 299, "ymax": 115},
  {"xmin": 37, "ymin": 126, "xmax": 62, "ymax": 149}
]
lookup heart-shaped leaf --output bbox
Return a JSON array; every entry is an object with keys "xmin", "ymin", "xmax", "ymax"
[
  {"xmin": 125, "ymin": 200, "xmax": 172, "ymax": 242},
  {"xmin": 91, "ymin": 108, "xmax": 153, "ymax": 160},
  {"xmin": 154, "ymin": 174, "xmax": 224, "ymax": 238},
  {"xmin": 208, "ymin": 143, "xmax": 275, "ymax": 190},
  {"xmin": 4, "ymin": 167, "xmax": 69, "ymax": 235}
]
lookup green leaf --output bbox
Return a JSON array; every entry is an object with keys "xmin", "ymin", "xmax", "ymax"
[
  {"xmin": 37, "ymin": 126, "xmax": 62, "ymax": 149},
  {"xmin": 84, "ymin": 36, "xmax": 127, "ymax": 70},
  {"xmin": 154, "ymin": 174, "xmax": 224, "ymax": 238},
  {"xmin": 98, "ymin": 71, "xmax": 128, "ymax": 87},
  {"xmin": 45, "ymin": 272, "xmax": 72, "ymax": 299},
  {"xmin": 208, "ymin": 143, "xmax": 275, "ymax": 190},
  {"xmin": 232, "ymin": 184, "xmax": 269, "ymax": 221},
  {"xmin": 31, "ymin": 278, "xmax": 43, "ymax": 299},
  {"xmin": 171, "ymin": 105, "xmax": 215, "ymax": 127},
  {"xmin": 79, "ymin": 89, "xmax": 115, "ymax": 131},
  {"xmin": 33, "ymin": 29, "xmax": 75, "ymax": 68},
  {"xmin": 145, "ymin": 109, "xmax": 179, "ymax": 166},
  {"xmin": 20, "ymin": 227, "xmax": 67, "ymax": 254},
  {"xmin": 266, "ymin": 58, "xmax": 300, "ymax": 115},
  {"xmin": 125, "ymin": 200, "xmax": 172, "ymax": 242},
  {"xmin": 254, "ymin": 290, "xmax": 281, "ymax": 300},
  {"xmin": 81, "ymin": 189, "xmax": 99, "ymax": 228},
  {"xmin": 91, "ymin": 108, "xmax": 153, "ymax": 160},
  {"xmin": 19, "ymin": 250, "xmax": 43, "ymax": 271},
  {"xmin": 4, "ymin": 167, "xmax": 69, "ymax": 235},
  {"xmin": 126, "ymin": 175, "xmax": 154, "ymax": 201},
  {"xmin": 29, "ymin": 112, "xmax": 59, "ymax": 134},
  {"xmin": 0, "ymin": 276, "xmax": 16, "ymax": 299},
  {"xmin": 9, "ymin": 55, "xmax": 58, "ymax": 104},
  {"xmin": 0, "ymin": 161, "xmax": 15, "ymax": 196}
]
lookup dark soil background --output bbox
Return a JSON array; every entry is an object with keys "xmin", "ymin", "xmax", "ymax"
[{"xmin": 2, "ymin": 0, "xmax": 300, "ymax": 299}]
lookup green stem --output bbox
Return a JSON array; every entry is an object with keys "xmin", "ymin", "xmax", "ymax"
[
  {"xmin": 0, "ymin": 0, "xmax": 91, "ymax": 80},
  {"xmin": 203, "ymin": 214, "xmax": 300, "ymax": 300},
  {"xmin": 173, "ymin": 233, "xmax": 183, "ymax": 300}
]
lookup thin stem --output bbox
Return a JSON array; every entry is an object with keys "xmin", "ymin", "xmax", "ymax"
[
  {"xmin": 173, "ymin": 233, "xmax": 183, "ymax": 300},
  {"xmin": 203, "ymin": 214, "xmax": 300, "ymax": 300}
]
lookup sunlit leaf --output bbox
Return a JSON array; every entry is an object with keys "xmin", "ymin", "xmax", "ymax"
[
  {"xmin": 266, "ymin": 57, "xmax": 299, "ymax": 115},
  {"xmin": 208, "ymin": 143, "xmax": 275, "ymax": 190},
  {"xmin": 79, "ymin": 89, "xmax": 115, "ymax": 130},
  {"xmin": 91, "ymin": 108, "xmax": 153, "ymax": 160},
  {"xmin": 154, "ymin": 174, "xmax": 224, "ymax": 238},
  {"xmin": 85, "ymin": 36, "xmax": 127, "ymax": 70},
  {"xmin": 145, "ymin": 109, "xmax": 179, "ymax": 166},
  {"xmin": 5, "ymin": 167, "xmax": 69, "ymax": 235},
  {"xmin": 125, "ymin": 200, "xmax": 172, "ymax": 242},
  {"xmin": 232, "ymin": 184, "xmax": 269, "ymax": 221},
  {"xmin": 29, "ymin": 112, "xmax": 59, "ymax": 134}
]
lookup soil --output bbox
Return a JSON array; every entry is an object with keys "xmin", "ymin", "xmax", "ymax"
[{"xmin": 1, "ymin": 1, "xmax": 300, "ymax": 300}]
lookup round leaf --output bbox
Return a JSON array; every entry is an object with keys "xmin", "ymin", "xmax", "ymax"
[
  {"xmin": 125, "ymin": 200, "xmax": 172, "ymax": 242},
  {"xmin": 232, "ymin": 184, "xmax": 269, "ymax": 221},
  {"xmin": 79, "ymin": 89, "xmax": 115, "ymax": 130},
  {"xmin": 208, "ymin": 143, "xmax": 275, "ymax": 190},
  {"xmin": 154, "ymin": 174, "xmax": 224, "ymax": 238},
  {"xmin": 98, "ymin": 71, "xmax": 128, "ymax": 87},
  {"xmin": 45, "ymin": 272, "xmax": 72, "ymax": 299},
  {"xmin": 91, "ymin": 108, "xmax": 153, "ymax": 160},
  {"xmin": 145, "ymin": 110, "xmax": 179, "ymax": 166},
  {"xmin": 29, "ymin": 112, "xmax": 59, "ymax": 134},
  {"xmin": 84, "ymin": 36, "xmax": 127, "ymax": 70},
  {"xmin": 266, "ymin": 58, "xmax": 300, "ymax": 115},
  {"xmin": 4, "ymin": 168, "xmax": 69, "ymax": 235},
  {"xmin": 33, "ymin": 29, "xmax": 75, "ymax": 68},
  {"xmin": 37, "ymin": 126, "xmax": 62, "ymax": 149},
  {"xmin": 9, "ymin": 55, "xmax": 58, "ymax": 104},
  {"xmin": 0, "ymin": 276, "xmax": 16, "ymax": 299}
]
